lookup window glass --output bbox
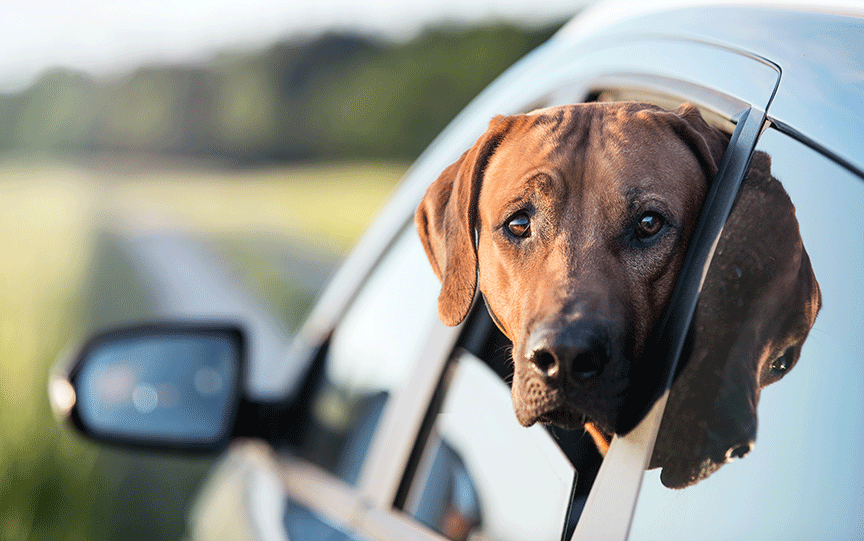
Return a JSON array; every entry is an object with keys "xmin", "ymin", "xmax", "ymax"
[
  {"xmin": 404, "ymin": 352, "xmax": 576, "ymax": 541},
  {"xmin": 297, "ymin": 225, "xmax": 441, "ymax": 485},
  {"xmin": 284, "ymin": 500, "xmax": 366, "ymax": 541},
  {"xmin": 629, "ymin": 127, "xmax": 864, "ymax": 538}
]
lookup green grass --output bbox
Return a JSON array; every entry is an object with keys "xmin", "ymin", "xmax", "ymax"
[
  {"xmin": 106, "ymin": 159, "xmax": 408, "ymax": 252},
  {"xmin": 0, "ymin": 156, "xmax": 408, "ymax": 540},
  {"xmin": 0, "ymin": 169, "xmax": 106, "ymax": 540}
]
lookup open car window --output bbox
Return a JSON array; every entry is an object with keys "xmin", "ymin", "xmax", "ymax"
[{"xmin": 629, "ymin": 127, "xmax": 864, "ymax": 538}]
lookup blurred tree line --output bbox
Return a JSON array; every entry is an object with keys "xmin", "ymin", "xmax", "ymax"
[{"xmin": 0, "ymin": 22, "xmax": 562, "ymax": 163}]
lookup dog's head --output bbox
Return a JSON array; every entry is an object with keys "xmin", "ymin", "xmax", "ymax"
[
  {"xmin": 416, "ymin": 102, "xmax": 728, "ymax": 435},
  {"xmin": 650, "ymin": 150, "xmax": 822, "ymax": 488}
]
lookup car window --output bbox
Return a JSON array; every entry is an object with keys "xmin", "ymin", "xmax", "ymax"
[
  {"xmin": 403, "ymin": 351, "xmax": 576, "ymax": 541},
  {"xmin": 628, "ymin": 127, "xmax": 864, "ymax": 538},
  {"xmin": 295, "ymin": 225, "xmax": 441, "ymax": 485}
]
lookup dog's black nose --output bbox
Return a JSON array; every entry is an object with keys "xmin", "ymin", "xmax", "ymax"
[{"xmin": 527, "ymin": 324, "xmax": 610, "ymax": 381}]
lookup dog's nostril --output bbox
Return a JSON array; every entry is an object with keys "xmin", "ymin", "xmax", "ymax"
[
  {"xmin": 531, "ymin": 350, "xmax": 559, "ymax": 378},
  {"xmin": 725, "ymin": 441, "xmax": 754, "ymax": 462}
]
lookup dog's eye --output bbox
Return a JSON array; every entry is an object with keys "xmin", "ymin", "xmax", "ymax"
[
  {"xmin": 770, "ymin": 347, "xmax": 795, "ymax": 375},
  {"xmin": 505, "ymin": 213, "xmax": 531, "ymax": 238},
  {"xmin": 636, "ymin": 211, "xmax": 664, "ymax": 238}
]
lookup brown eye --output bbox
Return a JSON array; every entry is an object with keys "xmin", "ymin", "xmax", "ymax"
[
  {"xmin": 637, "ymin": 211, "xmax": 664, "ymax": 238},
  {"xmin": 505, "ymin": 213, "xmax": 531, "ymax": 238}
]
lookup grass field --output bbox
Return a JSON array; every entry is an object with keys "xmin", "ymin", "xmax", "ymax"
[
  {"xmin": 0, "ymin": 156, "xmax": 408, "ymax": 540},
  {"xmin": 104, "ymin": 158, "xmax": 408, "ymax": 251}
]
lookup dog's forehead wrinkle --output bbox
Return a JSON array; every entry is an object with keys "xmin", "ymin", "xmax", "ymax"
[
  {"xmin": 482, "ymin": 138, "xmax": 569, "ymax": 202},
  {"xmin": 527, "ymin": 106, "xmax": 567, "ymax": 132}
]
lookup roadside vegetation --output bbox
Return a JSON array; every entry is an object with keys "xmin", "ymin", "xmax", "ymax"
[
  {"xmin": 0, "ymin": 158, "xmax": 404, "ymax": 540},
  {"xmin": 0, "ymin": 23, "xmax": 561, "ymax": 163},
  {"xmin": 0, "ymin": 168, "xmax": 104, "ymax": 540}
]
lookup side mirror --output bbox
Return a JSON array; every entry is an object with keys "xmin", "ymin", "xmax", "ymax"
[{"xmin": 50, "ymin": 323, "xmax": 245, "ymax": 453}]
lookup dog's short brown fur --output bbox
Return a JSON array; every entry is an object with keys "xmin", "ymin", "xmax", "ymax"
[{"xmin": 416, "ymin": 102, "xmax": 728, "ymax": 436}]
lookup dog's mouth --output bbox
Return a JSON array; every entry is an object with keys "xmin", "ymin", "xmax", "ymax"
[
  {"xmin": 535, "ymin": 407, "xmax": 590, "ymax": 430},
  {"xmin": 513, "ymin": 365, "xmax": 628, "ymax": 435},
  {"xmin": 652, "ymin": 409, "xmax": 757, "ymax": 489},
  {"xmin": 659, "ymin": 457, "xmax": 724, "ymax": 489},
  {"xmin": 529, "ymin": 392, "xmax": 615, "ymax": 434},
  {"xmin": 514, "ymin": 385, "xmax": 592, "ymax": 431}
]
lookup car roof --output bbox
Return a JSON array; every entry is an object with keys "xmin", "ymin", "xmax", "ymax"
[{"xmin": 561, "ymin": 0, "xmax": 864, "ymax": 40}]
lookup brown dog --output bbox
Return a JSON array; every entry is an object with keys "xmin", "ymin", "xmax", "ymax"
[
  {"xmin": 649, "ymin": 150, "xmax": 822, "ymax": 488},
  {"xmin": 415, "ymin": 102, "xmax": 728, "ymax": 438}
]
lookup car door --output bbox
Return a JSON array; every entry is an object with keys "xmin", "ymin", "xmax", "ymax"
[{"xmin": 356, "ymin": 27, "xmax": 783, "ymax": 541}]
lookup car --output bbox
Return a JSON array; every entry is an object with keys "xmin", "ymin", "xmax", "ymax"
[{"xmin": 50, "ymin": 0, "xmax": 864, "ymax": 539}]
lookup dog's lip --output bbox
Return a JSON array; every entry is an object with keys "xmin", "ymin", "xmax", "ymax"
[
  {"xmin": 520, "ymin": 378, "xmax": 622, "ymax": 431},
  {"xmin": 655, "ymin": 428, "xmax": 728, "ymax": 488},
  {"xmin": 534, "ymin": 402, "xmax": 597, "ymax": 431},
  {"xmin": 659, "ymin": 457, "xmax": 722, "ymax": 489},
  {"xmin": 535, "ymin": 410, "xmax": 586, "ymax": 431},
  {"xmin": 528, "ymin": 398, "xmax": 568, "ymax": 425}
]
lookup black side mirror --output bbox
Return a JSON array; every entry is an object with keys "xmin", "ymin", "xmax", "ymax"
[{"xmin": 50, "ymin": 323, "xmax": 246, "ymax": 453}]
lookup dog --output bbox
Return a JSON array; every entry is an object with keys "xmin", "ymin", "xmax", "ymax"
[
  {"xmin": 416, "ymin": 101, "xmax": 822, "ymax": 489},
  {"xmin": 415, "ymin": 102, "xmax": 728, "ymax": 440},
  {"xmin": 649, "ymin": 150, "xmax": 821, "ymax": 488}
]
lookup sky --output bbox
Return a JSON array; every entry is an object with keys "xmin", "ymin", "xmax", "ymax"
[{"xmin": 0, "ymin": 0, "xmax": 587, "ymax": 92}]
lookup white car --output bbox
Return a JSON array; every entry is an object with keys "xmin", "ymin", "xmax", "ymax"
[{"xmin": 53, "ymin": 1, "xmax": 864, "ymax": 539}]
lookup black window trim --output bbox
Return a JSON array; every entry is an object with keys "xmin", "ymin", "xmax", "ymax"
[{"xmin": 648, "ymin": 106, "xmax": 766, "ymax": 413}]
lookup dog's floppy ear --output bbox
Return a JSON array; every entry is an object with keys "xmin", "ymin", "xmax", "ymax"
[
  {"xmin": 672, "ymin": 103, "xmax": 730, "ymax": 183},
  {"xmin": 415, "ymin": 115, "xmax": 513, "ymax": 326}
]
